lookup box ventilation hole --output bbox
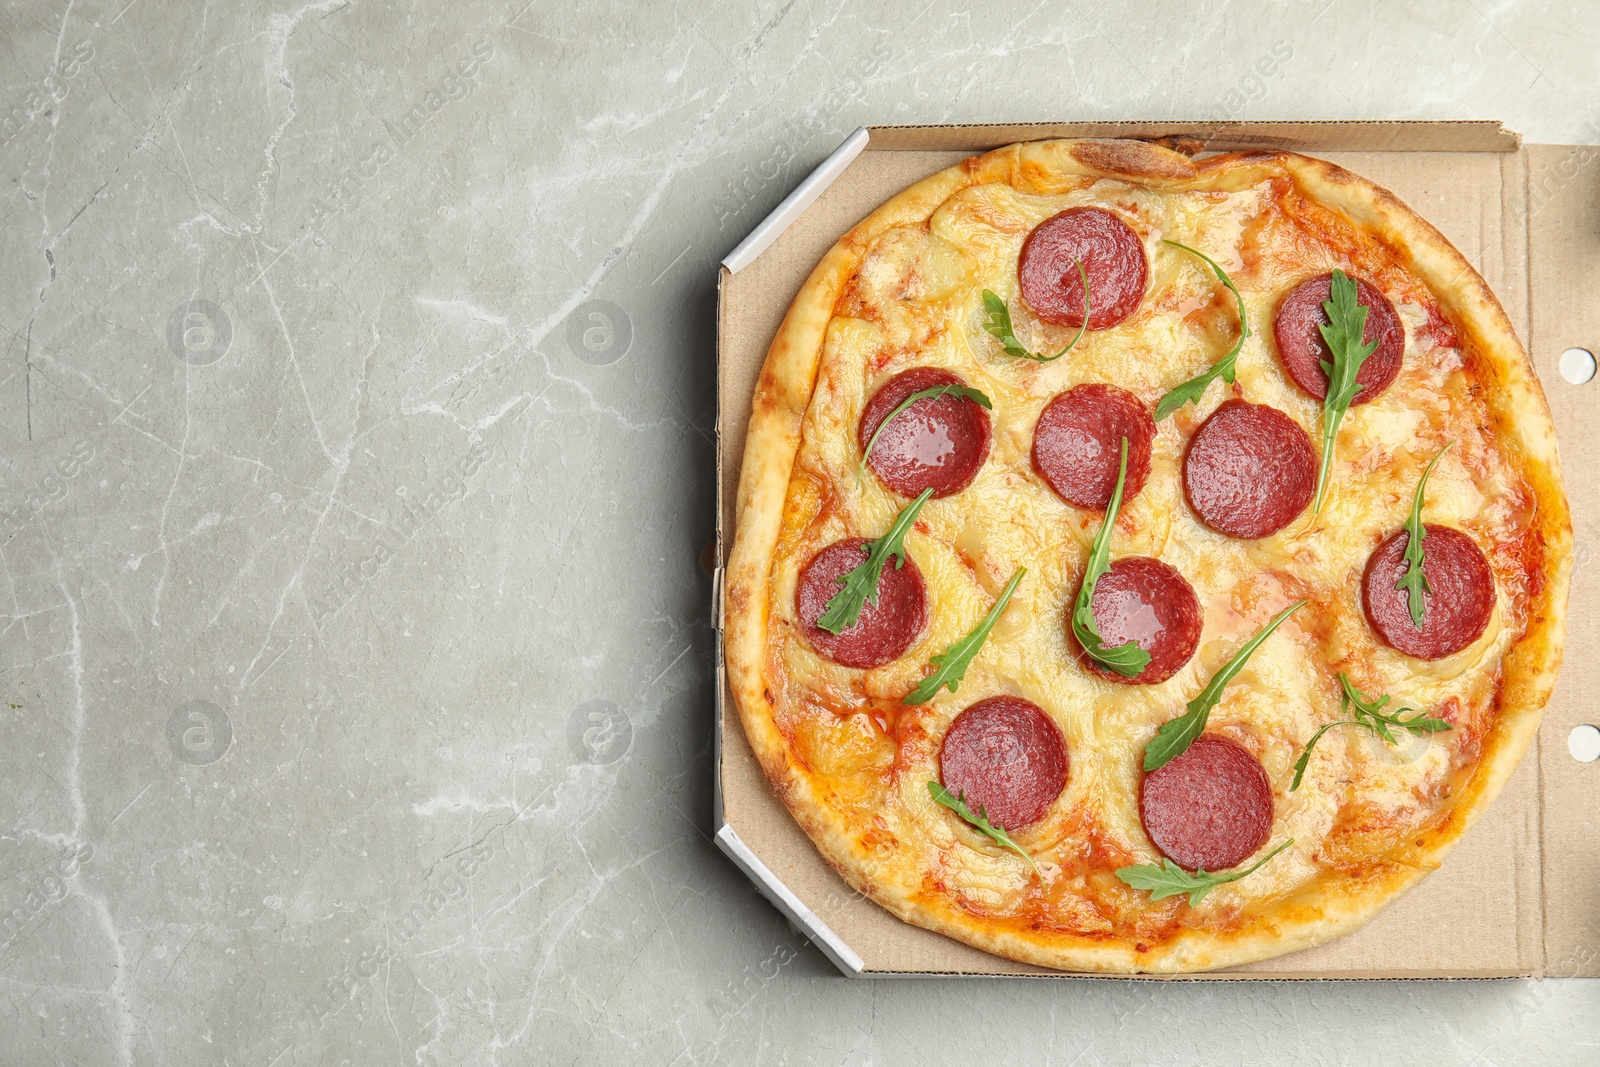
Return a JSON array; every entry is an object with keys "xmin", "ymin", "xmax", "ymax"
[
  {"xmin": 1559, "ymin": 347, "xmax": 1595, "ymax": 385},
  {"xmin": 1569, "ymin": 724, "xmax": 1600, "ymax": 764}
]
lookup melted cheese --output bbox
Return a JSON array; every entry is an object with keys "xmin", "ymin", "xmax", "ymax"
[{"xmin": 764, "ymin": 174, "xmax": 1535, "ymax": 939}]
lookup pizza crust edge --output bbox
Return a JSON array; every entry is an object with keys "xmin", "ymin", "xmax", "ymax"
[{"xmin": 723, "ymin": 138, "xmax": 1572, "ymax": 973}]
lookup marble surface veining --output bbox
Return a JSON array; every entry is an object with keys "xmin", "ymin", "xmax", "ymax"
[{"xmin": 1, "ymin": 0, "xmax": 1597, "ymax": 1063}]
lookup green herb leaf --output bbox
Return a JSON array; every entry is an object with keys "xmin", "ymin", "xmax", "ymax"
[
  {"xmin": 1142, "ymin": 600, "xmax": 1306, "ymax": 772},
  {"xmin": 816, "ymin": 488, "xmax": 935, "ymax": 635},
  {"xmin": 1069, "ymin": 437, "xmax": 1152, "ymax": 678},
  {"xmin": 1289, "ymin": 719, "xmax": 1361, "ymax": 791},
  {"xmin": 927, "ymin": 781, "xmax": 1041, "ymax": 877},
  {"xmin": 1310, "ymin": 269, "xmax": 1381, "ymax": 515},
  {"xmin": 1153, "ymin": 361, "xmax": 1233, "ymax": 422},
  {"xmin": 1338, "ymin": 672, "xmax": 1452, "ymax": 740},
  {"xmin": 981, "ymin": 262, "xmax": 1090, "ymax": 363},
  {"xmin": 857, "ymin": 383, "xmax": 993, "ymax": 489},
  {"xmin": 1395, "ymin": 444, "xmax": 1452, "ymax": 629},
  {"xmin": 1289, "ymin": 673, "xmax": 1452, "ymax": 790},
  {"xmin": 903, "ymin": 566, "xmax": 1026, "ymax": 704},
  {"xmin": 1154, "ymin": 241, "xmax": 1252, "ymax": 421},
  {"xmin": 1115, "ymin": 838, "xmax": 1294, "ymax": 907}
]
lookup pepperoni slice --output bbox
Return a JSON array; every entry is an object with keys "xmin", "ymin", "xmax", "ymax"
[
  {"xmin": 796, "ymin": 539, "xmax": 928, "ymax": 669},
  {"xmin": 1072, "ymin": 557, "xmax": 1202, "ymax": 685},
  {"xmin": 1140, "ymin": 735, "xmax": 1273, "ymax": 872},
  {"xmin": 1183, "ymin": 400, "xmax": 1316, "ymax": 539},
  {"xmin": 859, "ymin": 368, "xmax": 992, "ymax": 498},
  {"xmin": 938, "ymin": 696, "xmax": 1068, "ymax": 832},
  {"xmin": 1273, "ymin": 274, "xmax": 1404, "ymax": 405},
  {"xmin": 1032, "ymin": 384, "xmax": 1155, "ymax": 510},
  {"xmin": 1362, "ymin": 524, "xmax": 1495, "ymax": 659},
  {"xmin": 1018, "ymin": 207, "xmax": 1148, "ymax": 330}
]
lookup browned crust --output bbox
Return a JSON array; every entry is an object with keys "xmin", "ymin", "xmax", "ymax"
[
  {"xmin": 723, "ymin": 139, "xmax": 1570, "ymax": 973},
  {"xmin": 1069, "ymin": 137, "xmax": 1199, "ymax": 181}
]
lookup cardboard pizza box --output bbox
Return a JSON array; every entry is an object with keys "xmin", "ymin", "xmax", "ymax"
[{"xmin": 712, "ymin": 121, "xmax": 1600, "ymax": 979}]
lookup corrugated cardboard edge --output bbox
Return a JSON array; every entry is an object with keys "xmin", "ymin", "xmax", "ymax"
[
  {"xmin": 714, "ymin": 825, "xmax": 866, "ymax": 976},
  {"xmin": 865, "ymin": 120, "xmax": 1521, "ymax": 154},
  {"xmin": 723, "ymin": 127, "xmax": 871, "ymax": 274},
  {"xmin": 713, "ymin": 269, "xmax": 727, "ymax": 830},
  {"xmin": 714, "ymin": 120, "xmax": 1588, "ymax": 979}
]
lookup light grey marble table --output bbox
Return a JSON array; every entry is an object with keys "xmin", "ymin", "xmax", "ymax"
[{"xmin": 1, "ymin": 0, "xmax": 1596, "ymax": 1063}]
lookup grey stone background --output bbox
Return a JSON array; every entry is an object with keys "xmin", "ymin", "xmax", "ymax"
[{"xmin": 0, "ymin": 0, "xmax": 1595, "ymax": 1063}]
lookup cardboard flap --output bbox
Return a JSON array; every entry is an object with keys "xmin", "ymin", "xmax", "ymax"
[
  {"xmin": 1528, "ymin": 143, "xmax": 1600, "ymax": 978},
  {"xmin": 867, "ymin": 120, "xmax": 1520, "ymax": 154}
]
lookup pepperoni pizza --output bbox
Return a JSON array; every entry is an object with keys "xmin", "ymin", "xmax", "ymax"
[{"xmin": 723, "ymin": 138, "xmax": 1570, "ymax": 972}]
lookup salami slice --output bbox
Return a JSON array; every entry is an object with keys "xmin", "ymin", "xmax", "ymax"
[
  {"xmin": 1140, "ymin": 734, "xmax": 1273, "ymax": 872},
  {"xmin": 938, "ymin": 696, "xmax": 1068, "ymax": 832},
  {"xmin": 1183, "ymin": 399, "xmax": 1316, "ymax": 539},
  {"xmin": 1274, "ymin": 274, "xmax": 1404, "ymax": 405},
  {"xmin": 1362, "ymin": 524, "xmax": 1495, "ymax": 659},
  {"xmin": 859, "ymin": 368, "xmax": 992, "ymax": 498},
  {"xmin": 1018, "ymin": 207, "xmax": 1148, "ymax": 330},
  {"xmin": 796, "ymin": 539, "xmax": 928, "ymax": 669},
  {"xmin": 1073, "ymin": 557, "xmax": 1202, "ymax": 685},
  {"xmin": 1032, "ymin": 384, "xmax": 1155, "ymax": 510}
]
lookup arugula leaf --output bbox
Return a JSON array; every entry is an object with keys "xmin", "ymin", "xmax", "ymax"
[
  {"xmin": 1395, "ymin": 444, "xmax": 1453, "ymax": 629},
  {"xmin": 1115, "ymin": 838, "xmax": 1293, "ymax": 907},
  {"xmin": 857, "ymin": 383, "xmax": 993, "ymax": 489},
  {"xmin": 981, "ymin": 261, "xmax": 1089, "ymax": 362},
  {"xmin": 927, "ymin": 781, "xmax": 1041, "ymax": 876},
  {"xmin": 1336, "ymin": 672, "xmax": 1452, "ymax": 742},
  {"xmin": 1155, "ymin": 241, "xmax": 1252, "ymax": 421},
  {"xmin": 1142, "ymin": 600, "xmax": 1306, "ymax": 772},
  {"xmin": 816, "ymin": 488, "xmax": 935, "ymax": 634},
  {"xmin": 903, "ymin": 567, "xmax": 1025, "ymax": 704},
  {"xmin": 1289, "ymin": 673, "xmax": 1452, "ymax": 790},
  {"xmin": 1069, "ymin": 437, "xmax": 1152, "ymax": 678},
  {"xmin": 1289, "ymin": 720, "xmax": 1363, "ymax": 792},
  {"xmin": 1310, "ymin": 269, "xmax": 1380, "ymax": 515}
]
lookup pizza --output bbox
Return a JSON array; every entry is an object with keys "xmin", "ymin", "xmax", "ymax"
[{"xmin": 723, "ymin": 138, "xmax": 1570, "ymax": 973}]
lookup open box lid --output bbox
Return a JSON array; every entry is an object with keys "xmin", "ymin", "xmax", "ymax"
[{"xmin": 714, "ymin": 121, "xmax": 1600, "ymax": 978}]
